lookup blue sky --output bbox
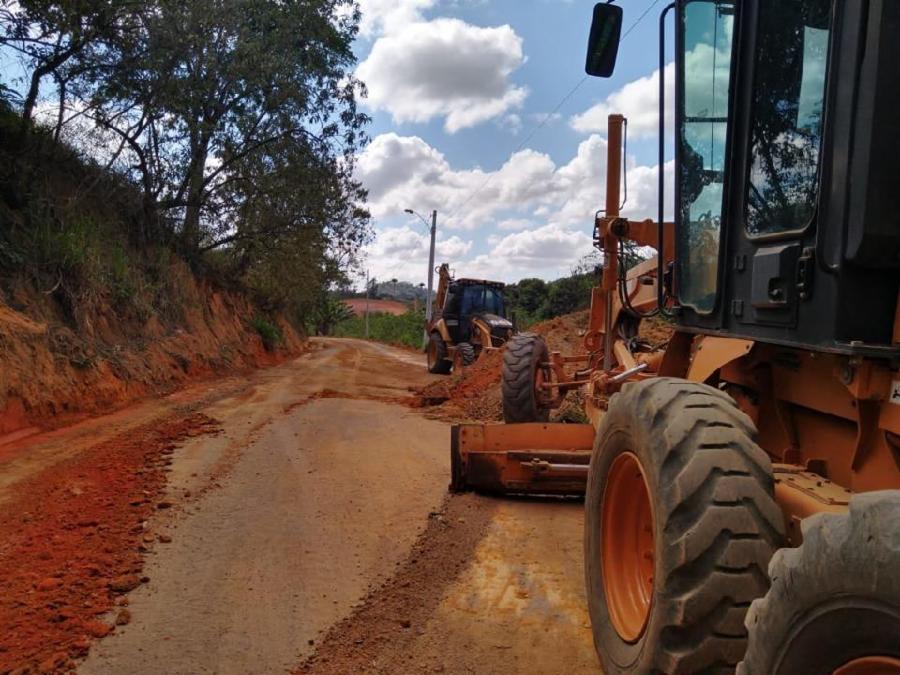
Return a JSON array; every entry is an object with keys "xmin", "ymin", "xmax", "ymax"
[{"xmin": 354, "ymin": 0, "xmax": 675, "ymax": 285}]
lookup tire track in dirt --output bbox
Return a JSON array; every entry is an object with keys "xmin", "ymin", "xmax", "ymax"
[{"xmin": 295, "ymin": 493, "xmax": 496, "ymax": 675}]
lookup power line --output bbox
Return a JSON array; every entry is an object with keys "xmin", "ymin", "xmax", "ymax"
[
  {"xmin": 622, "ymin": 0, "xmax": 663, "ymax": 41},
  {"xmin": 444, "ymin": 0, "xmax": 663, "ymax": 226}
]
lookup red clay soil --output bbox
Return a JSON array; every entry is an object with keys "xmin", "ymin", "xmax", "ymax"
[
  {"xmin": 417, "ymin": 309, "xmax": 674, "ymax": 423},
  {"xmin": 0, "ymin": 413, "xmax": 221, "ymax": 675},
  {"xmin": 0, "ymin": 282, "xmax": 303, "ymax": 441},
  {"xmin": 343, "ymin": 298, "xmax": 409, "ymax": 316}
]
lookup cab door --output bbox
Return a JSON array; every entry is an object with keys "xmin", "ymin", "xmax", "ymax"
[{"xmin": 727, "ymin": 0, "xmax": 832, "ymax": 330}]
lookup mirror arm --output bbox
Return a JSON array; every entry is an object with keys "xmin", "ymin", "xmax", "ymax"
[{"xmin": 658, "ymin": 2, "xmax": 677, "ymax": 314}]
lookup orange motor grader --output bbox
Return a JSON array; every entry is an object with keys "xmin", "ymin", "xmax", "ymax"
[{"xmin": 450, "ymin": 1, "xmax": 900, "ymax": 673}]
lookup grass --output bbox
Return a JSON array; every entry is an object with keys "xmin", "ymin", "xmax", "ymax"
[
  {"xmin": 333, "ymin": 309, "xmax": 425, "ymax": 349},
  {"xmin": 250, "ymin": 316, "xmax": 283, "ymax": 350}
]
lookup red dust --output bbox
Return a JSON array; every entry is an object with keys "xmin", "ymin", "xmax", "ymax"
[{"xmin": 0, "ymin": 413, "xmax": 221, "ymax": 674}]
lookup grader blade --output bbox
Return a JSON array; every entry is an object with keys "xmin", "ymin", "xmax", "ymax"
[{"xmin": 450, "ymin": 423, "xmax": 595, "ymax": 496}]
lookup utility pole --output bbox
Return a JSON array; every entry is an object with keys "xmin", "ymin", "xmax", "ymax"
[
  {"xmin": 364, "ymin": 269, "xmax": 370, "ymax": 340},
  {"xmin": 404, "ymin": 208, "xmax": 438, "ymax": 346},
  {"xmin": 425, "ymin": 209, "xmax": 437, "ymax": 324}
]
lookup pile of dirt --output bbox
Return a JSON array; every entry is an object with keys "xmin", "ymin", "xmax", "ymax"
[
  {"xmin": 416, "ymin": 312, "xmax": 589, "ymax": 423},
  {"xmin": 416, "ymin": 309, "xmax": 674, "ymax": 423},
  {"xmin": 0, "ymin": 274, "xmax": 304, "ymax": 440},
  {"xmin": 0, "ymin": 412, "xmax": 221, "ymax": 673}
]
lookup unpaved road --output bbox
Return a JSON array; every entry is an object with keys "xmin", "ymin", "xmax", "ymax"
[{"xmin": 0, "ymin": 338, "xmax": 597, "ymax": 674}]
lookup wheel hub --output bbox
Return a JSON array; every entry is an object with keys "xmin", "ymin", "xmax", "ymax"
[
  {"xmin": 835, "ymin": 656, "xmax": 900, "ymax": 675},
  {"xmin": 601, "ymin": 451, "xmax": 654, "ymax": 643}
]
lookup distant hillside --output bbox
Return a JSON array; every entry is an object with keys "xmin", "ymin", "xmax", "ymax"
[
  {"xmin": 344, "ymin": 298, "xmax": 409, "ymax": 316},
  {"xmin": 345, "ymin": 280, "xmax": 427, "ymax": 303}
]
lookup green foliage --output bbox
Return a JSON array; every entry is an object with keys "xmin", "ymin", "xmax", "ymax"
[
  {"xmin": 505, "ymin": 271, "xmax": 596, "ymax": 328},
  {"xmin": 308, "ymin": 294, "xmax": 354, "ymax": 336},
  {"xmin": 250, "ymin": 316, "xmax": 283, "ymax": 351},
  {"xmin": 514, "ymin": 278, "xmax": 548, "ymax": 315},
  {"xmin": 504, "ymin": 249, "xmax": 649, "ymax": 327},
  {"xmin": 0, "ymin": 0, "xmax": 371, "ymax": 333},
  {"xmin": 333, "ymin": 309, "xmax": 425, "ymax": 349}
]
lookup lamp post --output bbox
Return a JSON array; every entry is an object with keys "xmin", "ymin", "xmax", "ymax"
[
  {"xmin": 364, "ymin": 268, "xmax": 370, "ymax": 339},
  {"xmin": 404, "ymin": 208, "xmax": 437, "ymax": 332}
]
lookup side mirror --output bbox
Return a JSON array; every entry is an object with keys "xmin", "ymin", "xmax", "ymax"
[{"xmin": 585, "ymin": 3, "xmax": 623, "ymax": 78}]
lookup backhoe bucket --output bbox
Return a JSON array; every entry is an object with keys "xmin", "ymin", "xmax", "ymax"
[{"xmin": 450, "ymin": 423, "xmax": 595, "ymax": 496}]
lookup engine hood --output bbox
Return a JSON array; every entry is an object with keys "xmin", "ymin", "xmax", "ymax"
[{"xmin": 475, "ymin": 313, "xmax": 513, "ymax": 328}]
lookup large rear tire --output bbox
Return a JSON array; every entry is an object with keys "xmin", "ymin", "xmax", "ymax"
[
  {"xmin": 584, "ymin": 377, "xmax": 784, "ymax": 674},
  {"xmin": 738, "ymin": 491, "xmax": 900, "ymax": 675},
  {"xmin": 501, "ymin": 332, "xmax": 550, "ymax": 423},
  {"xmin": 426, "ymin": 332, "xmax": 451, "ymax": 375}
]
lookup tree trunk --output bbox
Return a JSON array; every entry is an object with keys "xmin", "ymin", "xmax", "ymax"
[{"xmin": 181, "ymin": 140, "xmax": 208, "ymax": 257}]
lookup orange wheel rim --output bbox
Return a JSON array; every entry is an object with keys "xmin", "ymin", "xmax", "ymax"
[
  {"xmin": 835, "ymin": 656, "xmax": 900, "ymax": 675},
  {"xmin": 601, "ymin": 451, "xmax": 654, "ymax": 643}
]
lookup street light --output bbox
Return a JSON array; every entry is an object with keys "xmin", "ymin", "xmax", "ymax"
[{"xmin": 404, "ymin": 208, "xmax": 438, "ymax": 333}]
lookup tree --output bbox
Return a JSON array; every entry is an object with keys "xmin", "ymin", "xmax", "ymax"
[
  {"xmin": 1, "ymin": 0, "xmax": 122, "ymax": 127},
  {"xmin": 545, "ymin": 274, "xmax": 590, "ymax": 318},
  {"xmin": 1, "ymin": 0, "xmax": 371, "ymax": 330},
  {"xmin": 86, "ymin": 0, "xmax": 369, "ymax": 258},
  {"xmin": 309, "ymin": 293, "xmax": 352, "ymax": 336},
  {"xmin": 516, "ymin": 278, "xmax": 547, "ymax": 315}
]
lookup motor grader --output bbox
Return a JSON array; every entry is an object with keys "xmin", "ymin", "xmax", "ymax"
[
  {"xmin": 450, "ymin": 1, "xmax": 900, "ymax": 672},
  {"xmin": 426, "ymin": 263, "xmax": 514, "ymax": 374}
]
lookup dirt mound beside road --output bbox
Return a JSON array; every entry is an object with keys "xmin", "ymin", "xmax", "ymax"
[
  {"xmin": 417, "ymin": 310, "xmax": 674, "ymax": 423},
  {"xmin": 416, "ymin": 311, "xmax": 590, "ymax": 423}
]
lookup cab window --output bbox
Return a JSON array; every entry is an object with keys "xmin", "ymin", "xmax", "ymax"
[
  {"xmin": 677, "ymin": 0, "xmax": 735, "ymax": 313},
  {"xmin": 745, "ymin": 0, "xmax": 831, "ymax": 237}
]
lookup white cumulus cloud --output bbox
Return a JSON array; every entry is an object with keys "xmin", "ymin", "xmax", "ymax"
[
  {"xmin": 571, "ymin": 63, "xmax": 675, "ymax": 138},
  {"xmin": 356, "ymin": 18, "xmax": 527, "ymax": 133},
  {"xmin": 356, "ymin": 131, "xmax": 672, "ymax": 232},
  {"xmin": 364, "ymin": 225, "xmax": 472, "ymax": 282},
  {"xmin": 352, "ymin": 0, "xmax": 436, "ymax": 38}
]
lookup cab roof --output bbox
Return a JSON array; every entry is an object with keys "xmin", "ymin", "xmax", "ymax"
[{"xmin": 452, "ymin": 278, "xmax": 505, "ymax": 289}]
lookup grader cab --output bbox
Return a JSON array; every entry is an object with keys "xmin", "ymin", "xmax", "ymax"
[{"xmin": 452, "ymin": 1, "xmax": 900, "ymax": 672}]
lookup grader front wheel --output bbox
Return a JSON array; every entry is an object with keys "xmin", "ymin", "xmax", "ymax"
[
  {"xmin": 584, "ymin": 378, "xmax": 784, "ymax": 674},
  {"xmin": 501, "ymin": 332, "xmax": 551, "ymax": 423}
]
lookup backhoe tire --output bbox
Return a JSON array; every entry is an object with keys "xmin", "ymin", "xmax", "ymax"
[
  {"xmin": 738, "ymin": 491, "xmax": 900, "ymax": 675},
  {"xmin": 426, "ymin": 332, "xmax": 451, "ymax": 375},
  {"xmin": 456, "ymin": 341, "xmax": 476, "ymax": 367},
  {"xmin": 584, "ymin": 377, "xmax": 784, "ymax": 674},
  {"xmin": 501, "ymin": 332, "xmax": 550, "ymax": 423}
]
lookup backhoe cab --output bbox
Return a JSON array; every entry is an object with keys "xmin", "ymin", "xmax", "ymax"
[
  {"xmin": 452, "ymin": 1, "xmax": 900, "ymax": 672},
  {"xmin": 425, "ymin": 263, "xmax": 513, "ymax": 374}
]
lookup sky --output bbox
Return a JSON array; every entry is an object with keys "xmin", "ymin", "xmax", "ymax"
[
  {"xmin": 353, "ymin": 0, "xmax": 676, "ymax": 286},
  {"xmin": 0, "ymin": 0, "xmax": 676, "ymax": 287}
]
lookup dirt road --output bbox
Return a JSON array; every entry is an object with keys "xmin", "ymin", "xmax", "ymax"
[{"xmin": 0, "ymin": 339, "xmax": 597, "ymax": 674}]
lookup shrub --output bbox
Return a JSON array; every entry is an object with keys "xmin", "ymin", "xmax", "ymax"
[
  {"xmin": 250, "ymin": 316, "xmax": 283, "ymax": 351},
  {"xmin": 333, "ymin": 309, "xmax": 424, "ymax": 349}
]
